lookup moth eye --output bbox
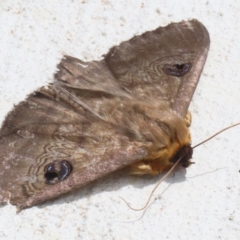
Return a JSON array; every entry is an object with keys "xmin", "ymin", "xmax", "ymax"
[
  {"xmin": 44, "ymin": 160, "xmax": 72, "ymax": 184},
  {"xmin": 163, "ymin": 63, "xmax": 192, "ymax": 77}
]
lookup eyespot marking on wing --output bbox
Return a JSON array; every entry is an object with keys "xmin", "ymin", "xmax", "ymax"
[{"xmin": 163, "ymin": 63, "xmax": 192, "ymax": 77}]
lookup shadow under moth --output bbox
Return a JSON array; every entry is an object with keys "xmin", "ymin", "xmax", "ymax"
[{"xmin": 0, "ymin": 19, "xmax": 210, "ymax": 210}]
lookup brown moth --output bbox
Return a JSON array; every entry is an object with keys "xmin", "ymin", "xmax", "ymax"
[{"xmin": 0, "ymin": 19, "xmax": 210, "ymax": 210}]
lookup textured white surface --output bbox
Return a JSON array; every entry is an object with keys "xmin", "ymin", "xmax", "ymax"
[{"xmin": 0, "ymin": 1, "xmax": 240, "ymax": 239}]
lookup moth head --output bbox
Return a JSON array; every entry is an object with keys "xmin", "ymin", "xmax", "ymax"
[
  {"xmin": 170, "ymin": 144, "xmax": 194, "ymax": 168},
  {"xmin": 44, "ymin": 160, "xmax": 72, "ymax": 184}
]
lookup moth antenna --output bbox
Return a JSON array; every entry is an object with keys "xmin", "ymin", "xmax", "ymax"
[
  {"xmin": 120, "ymin": 158, "xmax": 181, "ymax": 211},
  {"xmin": 193, "ymin": 122, "xmax": 240, "ymax": 149}
]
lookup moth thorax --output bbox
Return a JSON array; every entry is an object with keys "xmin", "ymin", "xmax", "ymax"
[{"xmin": 171, "ymin": 144, "xmax": 194, "ymax": 168}]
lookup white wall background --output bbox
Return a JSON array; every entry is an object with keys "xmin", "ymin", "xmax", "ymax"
[{"xmin": 0, "ymin": 1, "xmax": 240, "ymax": 239}]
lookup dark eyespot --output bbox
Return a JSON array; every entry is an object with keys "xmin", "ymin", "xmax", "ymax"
[
  {"xmin": 163, "ymin": 63, "xmax": 192, "ymax": 77},
  {"xmin": 44, "ymin": 160, "xmax": 72, "ymax": 184}
]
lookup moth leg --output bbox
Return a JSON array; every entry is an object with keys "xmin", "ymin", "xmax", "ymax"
[
  {"xmin": 129, "ymin": 160, "xmax": 172, "ymax": 175},
  {"xmin": 130, "ymin": 161, "xmax": 158, "ymax": 175},
  {"xmin": 184, "ymin": 111, "xmax": 192, "ymax": 127}
]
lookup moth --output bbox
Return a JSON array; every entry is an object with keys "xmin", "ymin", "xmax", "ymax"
[{"xmin": 0, "ymin": 19, "xmax": 210, "ymax": 210}]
